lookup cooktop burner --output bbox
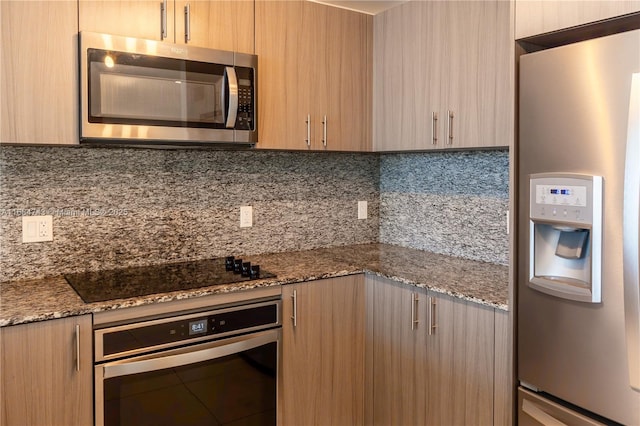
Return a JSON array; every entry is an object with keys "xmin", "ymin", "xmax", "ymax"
[{"xmin": 64, "ymin": 257, "xmax": 275, "ymax": 303}]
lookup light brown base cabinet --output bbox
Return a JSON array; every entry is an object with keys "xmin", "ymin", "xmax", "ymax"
[
  {"xmin": 0, "ymin": 315, "xmax": 93, "ymax": 426},
  {"xmin": 281, "ymin": 274, "xmax": 512, "ymax": 425},
  {"xmin": 365, "ymin": 275, "xmax": 429, "ymax": 425},
  {"xmin": 364, "ymin": 275, "xmax": 512, "ymax": 426},
  {"xmin": 280, "ymin": 275, "xmax": 366, "ymax": 426}
]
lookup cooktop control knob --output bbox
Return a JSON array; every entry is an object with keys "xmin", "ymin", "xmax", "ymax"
[
  {"xmin": 250, "ymin": 265, "xmax": 260, "ymax": 279},
  {"xmin": 225, "ymin": 256, "xmax": 235, "ymax": 271},
  {"xmin": 225, "ymin": 256, "xmax": 262, "ymax": 279},
  {"xmin": 233, "ymin": 259, "xmax": 243, "ymax": 274}
]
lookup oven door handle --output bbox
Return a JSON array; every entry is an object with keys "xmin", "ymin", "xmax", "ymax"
[{"xmin": 101, "ymin": 329, "xmax": 278, "ymax": 379}]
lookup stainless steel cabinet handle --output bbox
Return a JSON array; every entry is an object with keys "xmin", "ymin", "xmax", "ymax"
[
  {"xmin": 184, "ymin": 3, "xmax": 191, "ymax": 43},
  {"xmin": 447, "ymin": 110, "xmax": 454, "ymax": 145},
  {"xmin": 305, "ymin": 115, "xmax": 311, "ymax": 147},
  {"xmin": 429, "ymin": 296, "xmax": 437, "ymax": 335},
  {"xmin": 432, "ymin": 112, "xmax": 438, "ymax": 145},
  {"xmin": 411, "ymin": 293, "xmax": 419, "ymax": 330},
  {"xmin": 75, "ymin": 324, "xmax": 81, "ymax": 372},
  {"xmin": 322, "ymin": 115, "xmax": 327, "ymax": 147},
  {"xmin": 291, "ymin": 290, "xmax": 298, "ymax": 327},
  {"xmin": 161, "ymin": 0, "xmax": 168, "ymax": 40}
]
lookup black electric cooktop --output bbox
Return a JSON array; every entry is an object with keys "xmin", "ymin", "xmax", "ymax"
[{"xmin": 64, "ymin": 257, "xmax": 275, "ymax": 303}]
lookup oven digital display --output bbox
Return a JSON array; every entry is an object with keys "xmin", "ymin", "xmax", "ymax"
[{"xmin": 188, "ymin": 319, "xmax": 208, "ymax": 335}]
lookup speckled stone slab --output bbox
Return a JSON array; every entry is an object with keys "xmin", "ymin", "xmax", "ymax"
[
  {"xmin": 0, "ymin": 146, "xmax": 380, "ymax": 282},
  {"xmin": 379, "ymin": 150, "xmax": 509, "ymax": 265},
  {"xmin": 0, "ymin": 243, "xmax": 508, "ymax": 327}
]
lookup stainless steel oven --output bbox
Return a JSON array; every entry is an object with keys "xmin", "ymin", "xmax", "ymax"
[{"xmin": 94, "ymin": 299, "xmax": 280, "ymax": 426}]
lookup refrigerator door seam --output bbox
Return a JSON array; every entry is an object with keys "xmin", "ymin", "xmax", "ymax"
[{"xmin": 623, "ymin": 72, "xmax": 640, "ymax": 393}]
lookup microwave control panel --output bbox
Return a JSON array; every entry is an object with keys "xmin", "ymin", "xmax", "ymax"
[{"xmin": 235, "ymin": 66, "xmax": 254, "ymax": 131}]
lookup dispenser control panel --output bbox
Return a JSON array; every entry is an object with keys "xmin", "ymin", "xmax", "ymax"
[
  {"xmin": 530, "ymin": 174, "xmax": 602, "ymax": 224},
  {"xmin": 535, "ymin": 185, "xmax": 587, "ymax": 207}
]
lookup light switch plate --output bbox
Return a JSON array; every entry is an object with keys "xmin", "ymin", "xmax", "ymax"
[
  {"xmin": 358, "ymin": 201, "xmax": 367, "ymax": 220},
  {"xmin": 240, "ymin": 206, "xmax": 253, "ymax": 228},
  {"xmin": 22, "ymin": 215, "xmax": 53, "ymax": 243}
]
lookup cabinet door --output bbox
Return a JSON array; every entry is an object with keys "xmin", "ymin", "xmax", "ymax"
[
  {"xmin": 1, "ymin": 0, "xmax": 78, "ymax": 144},
  {"xmin": 281, "ymin": 275, "xmax": 365, "ymax": 425},
  {"xmin": 255, "ymin": 0, "xmax": 314, "ymax": 150},
  {"xmin": 494, "ymin": 309, "xmax": 513, "ymax": 426},
  {"xmin": 256, "ymin": 1, "xmax": 371, "ymax": 151},
  {"xmin": 367, "ymin": 275, "xmax": 428, "ymax": 426},
  {"xmin": 80, "ymin": 1, "xmax": 254, "ymax": 51},
  {"xmin": 426, "ymin": 294, "xmax": 494, "ymax": 425},
  {"xmin": 79, "ymin": 0, "xmax": 172, "ymax": 41},
  {"xmin": 176, "ymin": 0, "xmax": 254, "ymax": 52},
  {"xmin": 515, "ymin": 1, "xmax": 640, "ymax": 39},
  {"xmin": 374, "ymin": 0, "xmax": 513, "ymax": 151},
  {"xmin": 443, "ymin": 0, "xmax": 512, "ymax": 149},
  {"xmin": 373, "ymin": 1, "xmax": 443, "ymax": 151},
  {"xmin": 0, "ymin": 315, "xmax": 93, "ymax": 425},
  {"xmin": 318, "ymin": 5, "xmax": 372, "ymax": 152}
]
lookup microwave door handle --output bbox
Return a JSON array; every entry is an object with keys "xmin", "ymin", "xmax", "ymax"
[{"xmin": 223, "ymin": 66, "xmax": 238, "ymax": 129}]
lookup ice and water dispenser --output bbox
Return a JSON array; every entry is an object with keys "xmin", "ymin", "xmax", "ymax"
[{"xmin": 528, "ymin": 173, "xmax": 603, "ymax": 303}]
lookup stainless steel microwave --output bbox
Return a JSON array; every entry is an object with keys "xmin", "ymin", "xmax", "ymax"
[{"xmin": 79, "ymin": 32, "xmax": 257, "ymax": 146}]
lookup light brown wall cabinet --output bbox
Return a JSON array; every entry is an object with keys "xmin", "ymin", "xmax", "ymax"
[
  {"xmin": 373, "ymin": 0, "xmax": 512, "ymax": 151},
  {"xmin": 255, "ymin": 0, "xmax": 372, "ymax": 151},
  {"xmin": 515, "ymin": 1, "xmax": 640, "ymax": 39},
  {"xmin": 0, "ymin": 0, "xmax": 78, "ymax": 145},
  {"xmin": 281, "ymin": 275, "xmax": 365, "ymax": 425},
  {"xmin": 79, "ymin": 0, "xmax": 255, "ymax": 53},
  {"xmin": 365, "ymin": 275, "xmax": 511, "ymax": 425},
  {"xmin": 0, "ymin": 315, "xmax": 93, "ymax": 426}
]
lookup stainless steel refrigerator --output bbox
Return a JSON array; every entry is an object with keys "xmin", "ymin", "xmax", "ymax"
[{"xmin": 518, "ymin": 29, "xmax": 640, "ymax": 425}]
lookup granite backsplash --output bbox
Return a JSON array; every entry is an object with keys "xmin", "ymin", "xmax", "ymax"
[
  {"xmin": 380, "ymin": 150, "xmax": 509, "ymax": 265},
  {"xmin": 0, "ymin": 146, "xmax": 508, "ymax": 282},
  {"xmin": 0, "ymin": 146, "xmax": 380, "ymax": 281}
]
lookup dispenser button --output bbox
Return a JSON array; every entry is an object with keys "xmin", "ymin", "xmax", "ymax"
[
  {"xmin": 552, "ymin": 208, "xmax": 557, "ymax": 216},
  {"xmin": 563, "ymin": 209, "xmax": 568, "ymax": 217}
]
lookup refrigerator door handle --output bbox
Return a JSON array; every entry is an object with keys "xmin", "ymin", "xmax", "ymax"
[
  {"xmin": 623, "ymin": 72, "xmax": 640, "ymax": 393},
  {"xmin": 522, "ymin": 399, "xmax": 568, "ymax": 426}
]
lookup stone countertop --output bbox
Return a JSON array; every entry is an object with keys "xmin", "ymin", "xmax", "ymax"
[{"xmin": 0, "ymin": 243, "xmax": 509, "ymax": 327}]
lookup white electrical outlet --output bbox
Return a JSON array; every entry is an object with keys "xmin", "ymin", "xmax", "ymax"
[
  {"xmin": 240, "ymin": 206, "xmax": 253, "ymax": 228},
  {"xmin": 22, "ymin": 215, "xmax": 53, "ymax": 243},
  {"xmin": 358, "ymin": 201, "xmax": 367, "ymax": 220}
]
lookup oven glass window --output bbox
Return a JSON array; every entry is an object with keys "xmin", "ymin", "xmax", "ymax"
[{"xmin": 103, "ymin": 343, "xmax": 276, "ymax": 426}]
